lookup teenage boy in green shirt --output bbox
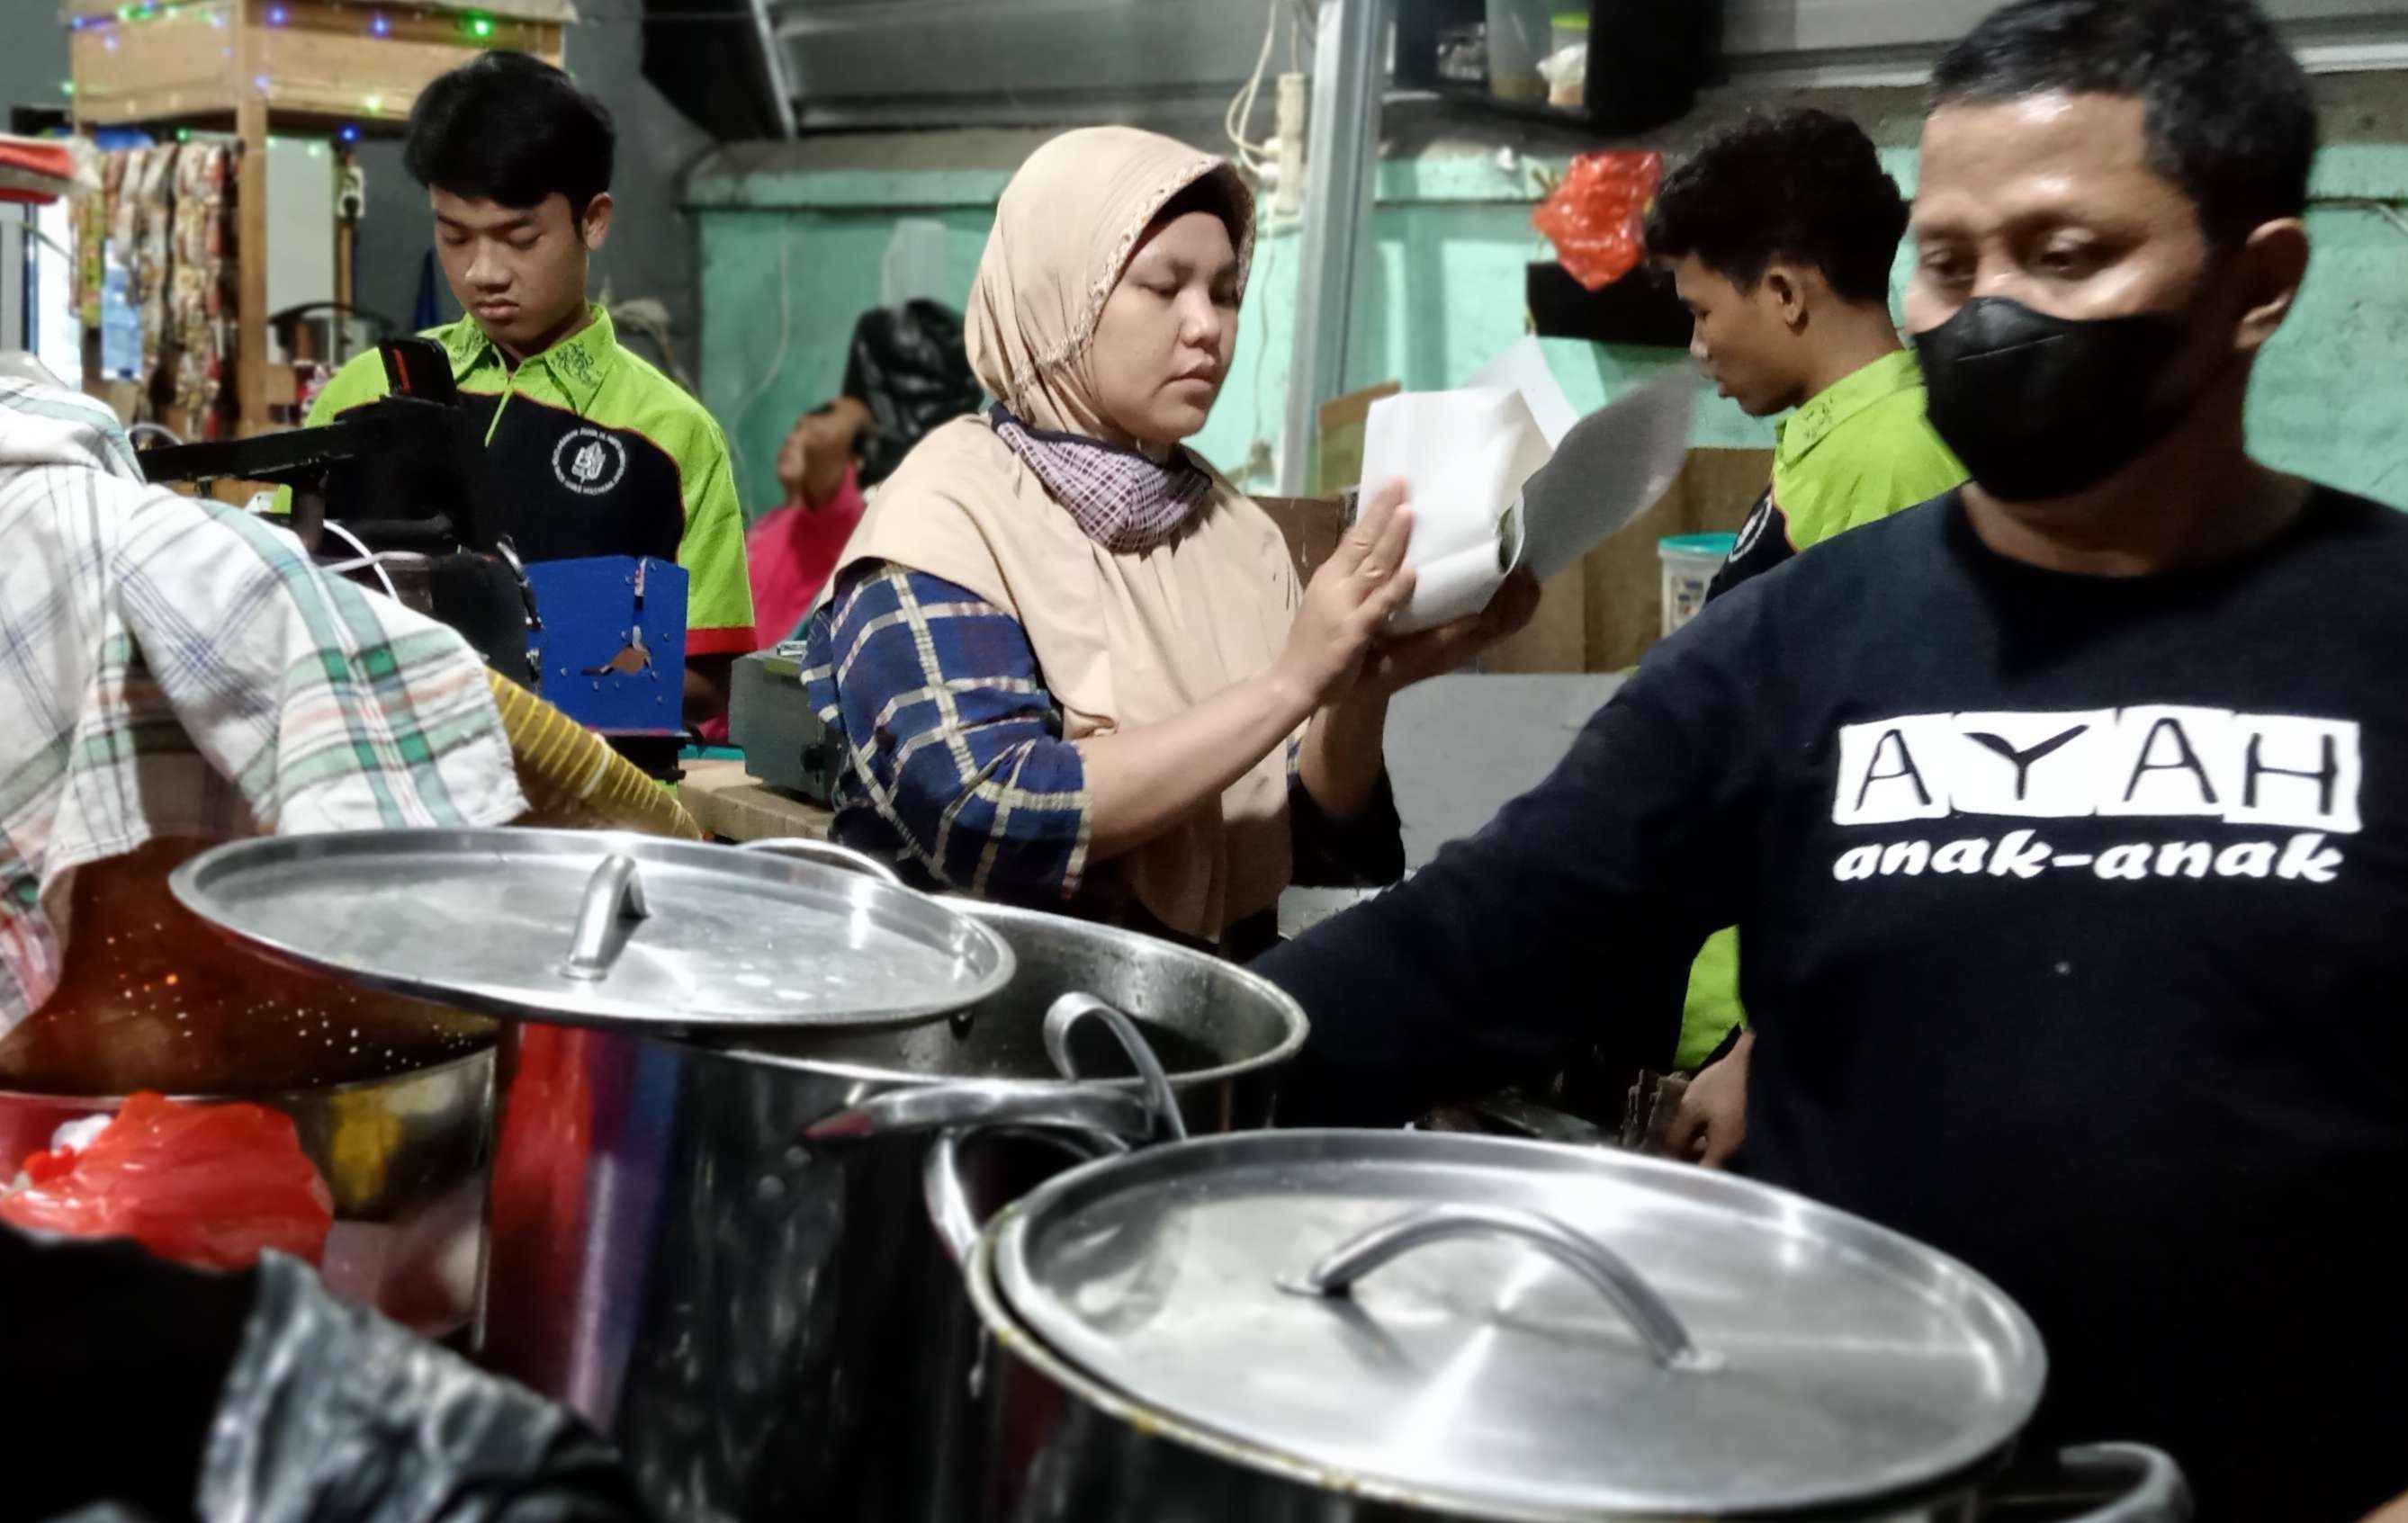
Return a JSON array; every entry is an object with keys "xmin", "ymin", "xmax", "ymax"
[
  {"xmin": 293, "ymin": 51, "xmax": 754, "ymax": 723},
  {"xmin": 1644, "ymin": 109, "xmax": 1967, "ymax": 1161}
]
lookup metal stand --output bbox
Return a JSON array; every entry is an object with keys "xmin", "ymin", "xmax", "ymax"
[
  {"xmin": 1276, "ymin": 0, "xmax": 1388, "ymax": 497},
  {"xmin": 748, "ymin": 0, "xmax": 802, "ymax": 139}
]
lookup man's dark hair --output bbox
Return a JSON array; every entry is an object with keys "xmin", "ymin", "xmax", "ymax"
[
  {"xmin": 1931, "ymin": 0, "xmax": 2317, "ymax": 246},
  {"xmin": 404, "ymin": 51, "xmax": 614, "ymax": 214},
  {"xmin": 1643, "ymin": 110, "xmax": 1908, "ymax": 306}
]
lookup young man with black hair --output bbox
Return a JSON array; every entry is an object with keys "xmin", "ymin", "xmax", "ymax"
[
  {"xmin": 1648, "ymin": 109, "xmax": 1965, "ymax": 602},
  {"xmin": 1262, "ymin": 3, "xmax": 2408, "ymax": 1515},
  {"xmin": 298, "ymin": 50, "xmax": 753, "ymax": 723},
  {"xmin": 1640, "ymin": 111, "xmax": 1966, "ymax": 1154}
]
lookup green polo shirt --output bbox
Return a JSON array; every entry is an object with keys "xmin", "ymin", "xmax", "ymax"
[
  {"xmin": 1705, "ymin": 348, "xmax": 1967, "ymax": 604},
  {"xmin": 1678, "ymin": 348, "xmax": 1966, "ymax": 1070},
  {"xmin": 286, "ymin": 307, "xmax": 756, "ymax": 656}
]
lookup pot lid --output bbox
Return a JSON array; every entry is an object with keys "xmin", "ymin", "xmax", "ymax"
[
  {"xmin": 169, "ymin": 830, "xmax": 1014, "ymax": 1032},
  {"xmin": 992, "ymin": 1130, "xmax": 2044, "ymax": 1519}
]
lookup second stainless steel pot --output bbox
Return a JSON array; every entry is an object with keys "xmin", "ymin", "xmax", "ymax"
[
  {"xmin": 478, "ymin": 892, "xmax": 1307, "ymax": 1523},
  {"xmin": 953, "ymin": 1129, "xmax": 2193, "ymax": 1523}
]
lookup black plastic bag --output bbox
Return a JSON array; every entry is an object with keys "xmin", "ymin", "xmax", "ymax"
[
  {"xmin": 7, "ymin": 1223, "xmax": 251, "ymax": 1523},
  {"xmin": 200, "ymin": 1253, "xmax": 651, "ymax": 1523},
  {"xmin": 6, "ymin": 1224, "xmax": 651, "ymax": 1523},
  {"xmin": 841, "ymin": 300, "xmax": 984, "ymax": 486}
]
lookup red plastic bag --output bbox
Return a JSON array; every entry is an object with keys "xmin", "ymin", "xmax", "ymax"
[
  {"xmin": 0, "ymin": 1091, "xmax": 333, "ymax": 1270},
  {"xmin": 1532, "ymin": 149, "xmax": 1665, "ymax": 291}
]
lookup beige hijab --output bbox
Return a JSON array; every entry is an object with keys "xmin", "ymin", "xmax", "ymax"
[{"xmin": 839, "ymin": 128, "xmax": 1300, "ymax": 944}]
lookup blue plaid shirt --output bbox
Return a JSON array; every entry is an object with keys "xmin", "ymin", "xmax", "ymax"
[
  {"xmin": 803, "ymin": 563, "xmax": 1092, "ymax": 902},
  {"xmin": 801, "ymin": 561, "xmax": 1401, "ymax": 931}
]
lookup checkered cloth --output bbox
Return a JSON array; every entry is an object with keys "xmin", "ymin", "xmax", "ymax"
[
  {"xmin": 0, "ymin": 380, "xmax": 526, "ymax": 1028},
  {"xmin": 990, "ymin": 405, "xmax": 1212, "ymax": 554}
]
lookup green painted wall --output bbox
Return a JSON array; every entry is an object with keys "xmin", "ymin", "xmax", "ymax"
[{"xmin": 692, "ymin": 144, "xmax": 2408, "ymax": 516}]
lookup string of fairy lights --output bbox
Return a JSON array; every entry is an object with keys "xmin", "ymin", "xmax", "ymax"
[
  {"xmin": 62, "ymin": 3, "xmax": 520, "ymax": 144},
  {"xmin": 68, "ymin": 2, "xmax": 506, "ymax": 42}
]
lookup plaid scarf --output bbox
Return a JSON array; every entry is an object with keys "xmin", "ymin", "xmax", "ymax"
[
  {"xmin": 0, "ymin": 379, "xmax": 526, "ymax": 1028},
  {"xmin": 992, "ymin": 406, "xmax": 1212, "ymax": 554}
]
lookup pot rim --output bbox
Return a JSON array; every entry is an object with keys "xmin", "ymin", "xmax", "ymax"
[
  {"xmin": 964, "ymin": 1213, "xmax": 2008, "ymax": 1522},
  {"xmin": 168, "ymin": 829, "xmax": 1020, "ymax": 1035},
  {"xmin": 966, "ymin": 1131, "xmax": 2049, "ymax": 1522},
  {"xmin": 670, "ymin": 900, "xmax": 1310, "ymax": 1091},
  {"xmin": 0, "ymin": 1039, "xmax": 498, "ymax": 1108}
]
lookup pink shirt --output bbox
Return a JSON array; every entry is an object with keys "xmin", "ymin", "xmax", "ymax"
[{"xmin": 695, "ymin": 465, "xmax": 865, "ymax": 744}]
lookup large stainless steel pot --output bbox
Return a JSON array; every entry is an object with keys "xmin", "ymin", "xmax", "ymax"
[
  {"xmin": 952, "ymin": 1129, "xmax": 2191, "ymax": 1523},
  {"xmin": 478, "ymin": 888, "xmax": 1307, "ymax": 1523},
  {"xmin": 163, "ymin": 828, "xmax": 1306, "ymax": 1522},
  {"xmin": 0, "ymin": 1046, "xmax": 496, "ymax": 1339}
]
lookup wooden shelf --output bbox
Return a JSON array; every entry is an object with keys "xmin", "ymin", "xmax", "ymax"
[
  {"xmin": 68, "ymin": 0, "xmax": 568, "ymax": 435},
  {"xmin": 68, "ymin": 0, "xmax": 562, "ymax": 126}
]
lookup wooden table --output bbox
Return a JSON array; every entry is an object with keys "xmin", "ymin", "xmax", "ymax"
[{"xmin": 678, "ymin": 758, "xmax": 836, "ymax": 843}]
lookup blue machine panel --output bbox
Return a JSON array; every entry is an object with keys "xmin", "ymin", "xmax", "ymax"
[{"xmin": 525, "ymin": 556, "xmax": 689, "ymax": 734}]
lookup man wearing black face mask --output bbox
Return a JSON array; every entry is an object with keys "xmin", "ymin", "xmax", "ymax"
[{"xmin": 1256, "ymin": 2, "xmax": 2408, "ymax": 1517}]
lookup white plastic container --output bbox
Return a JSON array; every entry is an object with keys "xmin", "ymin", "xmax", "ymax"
[
  {"xmin": 1486, "ymin": 0, "xmax": 1551, "ymax": 102},
  {"xmin": 1658, "ymin": 532, "xmax": 1737, "ymax": 638},
  {"xmin": 1544, "ymin": 9, "xmax": 1588, "ymax": 108}
]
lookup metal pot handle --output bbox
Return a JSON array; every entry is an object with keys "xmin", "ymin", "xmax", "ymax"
[
  {"xmin": 803, "ymin": 1080, "xmax": 1157, "ymax": 1146},
  {"xmin": 561, "ymin": 854, "xmax": 650, "ymax": 980},
  {"xmin": 1279, "ymin": 1204, "xmax": 1713, "ymax": 1373},
  {"xmin": 2051, "ymin": 1445, "xmax": 2193, "ymax": 1523},
  {"xmin": 741, "ymin": 836, "xmax": 906, "ymax": 888},
  {"xmin": 1041, "ymin": 993, "xmax": 1188, "ymax": 1142},
  {"xmin": 923, "ymin": 1127, "xmax": 1123, "ymax": 1265}
]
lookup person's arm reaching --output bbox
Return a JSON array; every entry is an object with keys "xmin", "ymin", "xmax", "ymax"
[{"xmin": 1256, "ymin": 628, "xmax": 1759, "ymax": 1128}]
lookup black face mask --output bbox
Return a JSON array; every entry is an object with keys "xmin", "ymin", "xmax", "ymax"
[{"xmin": 1912, "ymin": 296, "xmax": 2201, "ymax": 503}]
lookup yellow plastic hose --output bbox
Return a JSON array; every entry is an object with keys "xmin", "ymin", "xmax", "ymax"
[{"xmin": 485, "ymin": 670, "xmax": 703, "ymax": 840}]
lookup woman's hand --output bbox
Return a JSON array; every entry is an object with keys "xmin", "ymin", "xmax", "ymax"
[
  {"xmin": 1080, "ymin": 485, "xmax": 1412, "ymax": 864},
  {"xmin": 1361, "ymin": 568, "xmax": 1542, "ymax": 695},
  {"xmin": 1276, "ymin": 481, "xmax": 1418, "ymax": 710},
  {"xmin": 1293, "ymin": 529, "xmax": 1539, "ymax": 826}
]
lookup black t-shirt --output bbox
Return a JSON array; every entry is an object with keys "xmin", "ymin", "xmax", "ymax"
[
  {"xmin": 1705, "ymin": 486, "xmax": 1791, "ymax": 601},
  {"xmin": 1263, "ymin": 487, "xmax": 2408, "ymax": 1521}
]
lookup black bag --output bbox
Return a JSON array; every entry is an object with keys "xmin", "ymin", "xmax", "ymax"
[
  {"xmin": 6, "ymin": 1225, "xmax": 651, "ymax": 1523},
  {"xmin": 840, "ymin": 300, "xmax": 984, "ymax": 486}
]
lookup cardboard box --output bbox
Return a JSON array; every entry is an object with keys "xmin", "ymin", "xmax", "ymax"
[
  {"xmin": 1313, "ymin": 381, "xmax": 1400, "ymax": 496},
  {"xmin": 1256, "ymin": 494, "xmax": 1350, "ymax": 587}
]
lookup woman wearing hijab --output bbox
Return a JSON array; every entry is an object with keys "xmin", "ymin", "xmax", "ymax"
[{"xmin": 800, "ymin": 127, "xmax": 1532, "ymax": 955}]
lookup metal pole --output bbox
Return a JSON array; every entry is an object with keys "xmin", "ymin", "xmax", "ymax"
[
  {"xmin": 1276, "ymin": 0, "xmax": 1387, "ymax": 497},
  {"xmin": 750, "ymin": 0, "xmax": 803, "ymax": 139}
]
